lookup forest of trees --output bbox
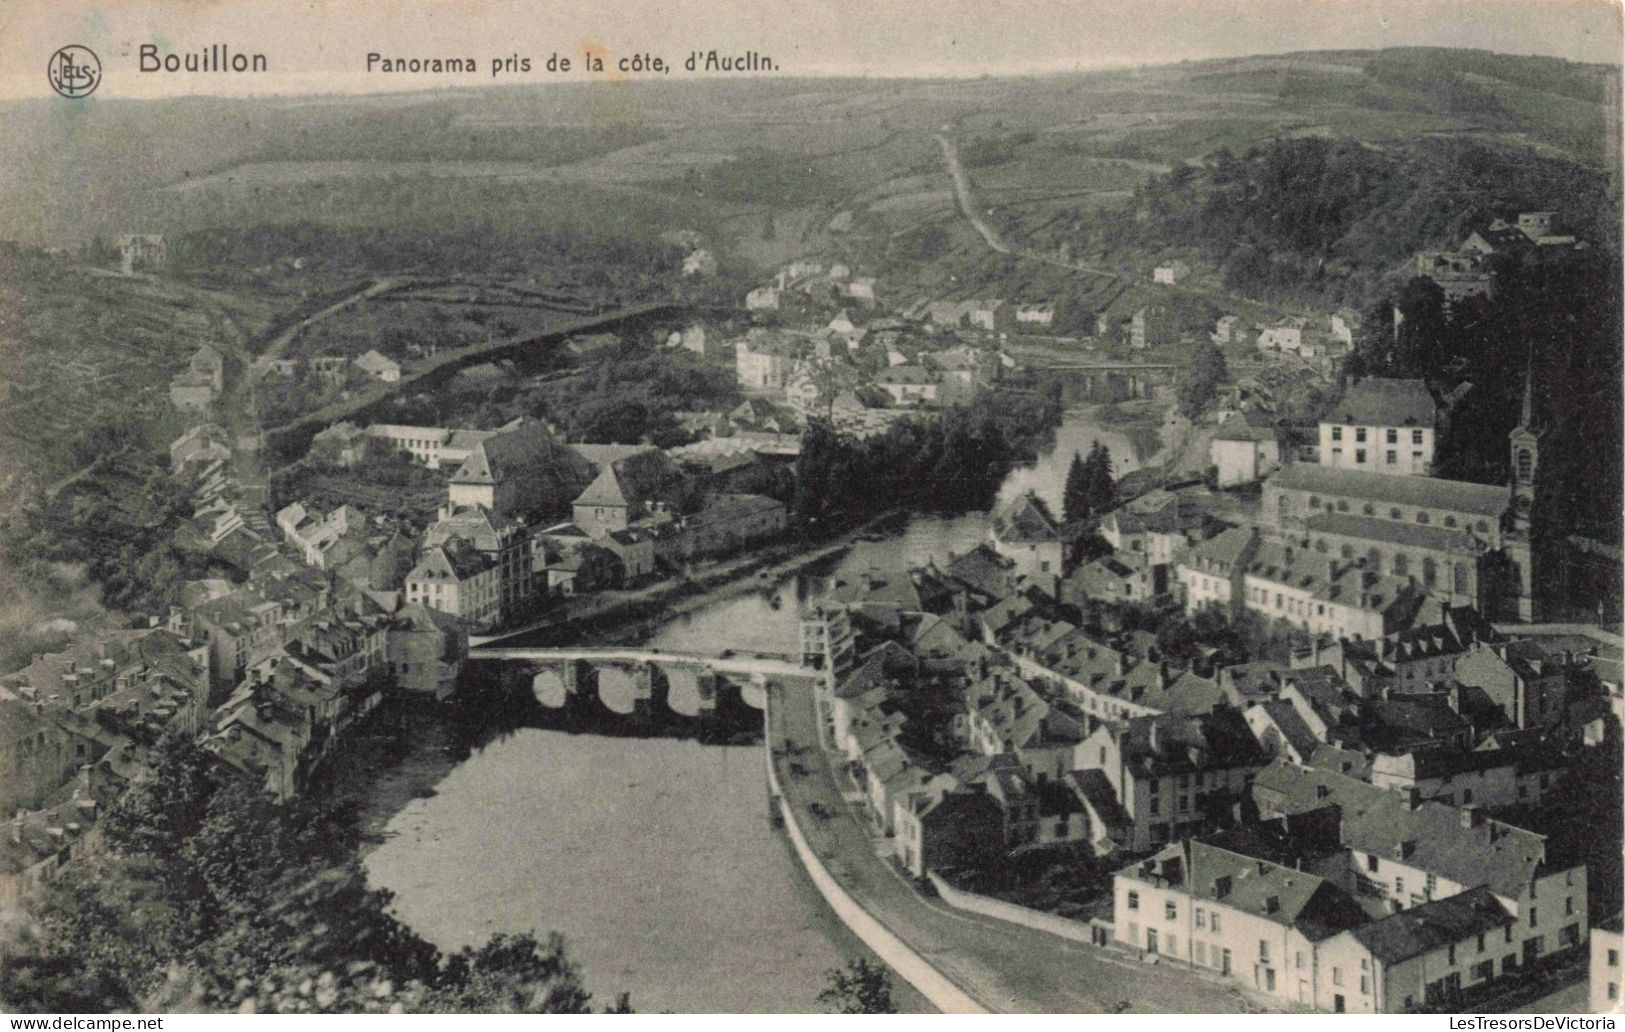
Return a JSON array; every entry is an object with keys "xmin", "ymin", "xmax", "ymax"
[
  {"xmin": 1043, "ymin": 136, "xmax": 1615, "ymax": 311},
  {"xmin": 1349, "ymin": 248, "xmax": 1623, "ymax": 543},
  {"xmin": 793, "ymin": 387, "xmax": 1063, "ymax": 534}
]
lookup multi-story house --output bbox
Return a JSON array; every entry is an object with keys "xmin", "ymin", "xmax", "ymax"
[
  {"xmin": 423, "ymin": 505, "xmax": 538, "ymax": 621},
  {"xmin": 445, "ymin": 417, "xmax": 593, "ymax": 521},
  {"xmin": 964, "ymin": 668, "xmax": 1082, "ymax": 784},
  {"xmin": 1453, "ymin": 638, "xmax": 1574, "ymax": 730},
  {"xmin": 1592, "ymin": 916, "xmax": 1623, "ymax": 1014},
  {"xmin": 1254, "ymin": 761, "xmax": 1589, "ymax": 968},
  {"xmin": 1113, "ymin": 836, "xmax": 1368, "ymax": 1005},
  {"xmin": 1319, "ymin": 378, "xmax": 1437, "ymax": 476},
  {"xmin": 1314, "ymin": 886, "xmax": 1520, "ymax": 1012},
  {"xmin": 1076, "ymin": 710, "xmax": 1268, "ymax": 852},
  {"xmin": 989, "ymin": 492, "xmax": 1063, "ymax": 580},
  {"xmin": 404, "ymin": 541, "xmax": 503, "ymax": 631}
]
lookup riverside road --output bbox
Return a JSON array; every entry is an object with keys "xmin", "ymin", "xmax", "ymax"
[{"xmin": 767, "ymin": 676, "xmax": 1281, "ymax": 1014}]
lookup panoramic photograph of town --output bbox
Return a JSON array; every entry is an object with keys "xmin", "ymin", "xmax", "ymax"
[{"xmin": 0, "ymin": 0, "xmax": 1621, "ymax": 1018}]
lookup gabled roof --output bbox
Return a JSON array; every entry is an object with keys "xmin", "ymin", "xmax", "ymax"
[
  {"xmin": 1268, "ymin": 464, "xmax": 1510, "ymax": 519},
  {"xmin": 573, "ymin": 449, "xmax": 682, "ymax": 510},
  {"xmin": 1330, "ymin": 378, "xmax": 1436, "ymax": 428},
  {"xmin": 1349, "ymin": 886, "xmax": 1513, "ymax": 964},
  {"xmin": 451, "ymin": 418, "xmax": 592, "ymax": 498},
  {"xmin": 991, "ymin": 492, "xmax": 1059, "ymax": 545}
]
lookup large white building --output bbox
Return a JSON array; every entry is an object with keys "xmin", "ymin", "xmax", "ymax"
[{"xmin": 1319, "ymin": 378, "xmax": 1437, "ymax": 476}]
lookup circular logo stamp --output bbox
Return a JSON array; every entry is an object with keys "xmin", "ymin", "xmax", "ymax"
[{"xmin": 48, "ymin": 45, "xmax": 101, "ymax": 98}]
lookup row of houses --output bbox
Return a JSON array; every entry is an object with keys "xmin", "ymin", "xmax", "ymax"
[
  {"xmin": 0, "ymin": 628, "xmax": 214, "ymax": 899},
  {"xmin": 792, "ymin": 495, "xmax": 1612, "ymax": 1013}
]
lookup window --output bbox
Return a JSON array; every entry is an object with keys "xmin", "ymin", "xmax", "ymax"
[
  {"xmin": 1413, "ymin": 429, "xmax": 1424, "ymax": 445},
  {"xmin": 1296, "ymin": 951, "xmax": 1305, "ymax": 969},
  {"xmin": 1516, "ymin": 448, "xmax": 1533, "ymax": 479},
  {"xmin": 1448, "ymin": 944, "xmax": 1456, "ymax": 965},
  {"xmin": 1477, "ymin": 933, "xmax": 1486, "ymax": 953},
  {"xmin": 1361, "ymin": 975, "xmax": 1370, "ymax": 994},
  {"xmin": 1472, "ymin": 961, "xmax": 1493, "ymax": 982},
  {"xmin": 1196, "ymin": 908, "xmax": 1206, "ymax": 929},
  {"xmin": 1386, "ymin": 428, "xmax": 1398, "ymax": 444},
  {"xmin": 1331, "ymin": 427, "xmax": 1343, "ymax": 442},
  {"xmin": 1355, "ymin": 449, "xmax": 1367, "ymax": 464},
  {"xmin": 1166, "ymin": 900, "xmax": 1178, "ymax": 920},
  {"xmin": 1609, "ymin": 950, "xmax": 1620, "ymax": 967},
  {"xmin": 1565, "ymin": 897, "xmax": 1574, "ymax": 916},
  {"xmin": 1367, "ymin": 855, "xmax": 1379, "ymax": 873},
  {"xmin": 1386, "ymin": 451, "xmax": 1397, "ymax": 465},
  {"xmin": 1333, "ymin": 967, "xmax": 1343, "ymax": 986},
  {"xmin": 1396, "ymin": 877, "xmax": 1405, "ymax": 895},
  {"xmin": 1127, "ymin": 891, "xmax": 1139, "ymax": 911},
  {"xmin": 1529, "ymin": 907, "xmax": 1538, "ymax": 927},
  {"xmin": 1196, "ymin": 942, "xmax": 1207, "ymax": 966},
  {"xmin": 1426, "ymin": 873, "xmax": 1438, "ymax": 896},
  {"xmin": 1332, "ymin": 447, "xmax": 1342, "ymax": 459},
  {"xmin": 1259, "ymin": 940, "xmax": 1270, "ymax": 963},
  {"xmin": 1611, "ymin": 984, "xmax": 1619, "ymax": 1002},
  {"xmin": 1211, "ymin": 913, "xmax": 1221, "ymax": 933},
  {"xmin": 1356, "ymin": 428, "xmax": 1367, "ymax": 443}
]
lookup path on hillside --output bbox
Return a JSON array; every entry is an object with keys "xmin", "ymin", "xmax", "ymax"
[
  {"xmin": 932, "ymin": 132, "xmax": 1292, "ymax": 324},
  {"xmin": 251, "ymin": 277, "xmax": 402, "ymax": 374}
]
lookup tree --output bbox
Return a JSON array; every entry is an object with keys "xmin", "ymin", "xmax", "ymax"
[
  {"xmin": 1085, "ymin": 440, "xmax": 1118, "ymax": 518},
  {"xmin": 1063, "ymin": 450, "xmax": 1090, "ymax": 524},
  {"xmin": 431, "ymin": 932, "xmax": 597, "ymax": 1013},
  {"xmin": 817, "ymin": 959, "xmax": 897, "ymax": 1014},
  {"xmin": 802, "ymin": 356, "xmax": 859, "ymax": 421},
  {"xmin": 1178, "ymin": 341, "xmax": 1228, "ymax": 418}
]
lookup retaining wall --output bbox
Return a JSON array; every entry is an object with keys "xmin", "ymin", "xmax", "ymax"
[
  {"xmin": 764, "ymin": 723, "xmax": 987, "ymax": 1014},
  {"xmin": 926, "ymin": 872, "xmax": 1099, "ymax": 945}
]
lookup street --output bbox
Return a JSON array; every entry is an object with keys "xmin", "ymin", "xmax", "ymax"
[{"xmin": 767, "ymin": 677, "xmax": 1281, "ymax": 1014}]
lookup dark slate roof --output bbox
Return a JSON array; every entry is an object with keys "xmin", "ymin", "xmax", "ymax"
[
  {"xmin": 1330, "ymin": 378, "xmax": 1437, "ymax": 428},
  {"xmin": 1068, "ymin": 769, "xmax": 1131, "ymax": 834},
  {"xmin": 991, "ymin": 492, "xmax": 1060, "ymax": 545},
  {"xmin": 1350, "ymin": 886, "xmax": 1514, "ymax": 964},
  {"xmin": 1269, "ymin": 464, "xmax": 1510, "ymax": 519},
  {"xmin": 1307, "ymin": 513, "xmax": 1482, "ymax": 553},
  {"xmin": 1214, "ymin": 421, "xmax": 1279, "ymax": 443}
]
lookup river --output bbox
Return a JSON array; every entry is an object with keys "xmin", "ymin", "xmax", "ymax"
[{"xmin": 363, "ymin": 405, "xmax": 1152, "ymax": 1013}]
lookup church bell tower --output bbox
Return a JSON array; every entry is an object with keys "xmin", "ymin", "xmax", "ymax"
[{"xmin": 1506, "ymin": 355, "xmax": 1544, "ymax": 619}]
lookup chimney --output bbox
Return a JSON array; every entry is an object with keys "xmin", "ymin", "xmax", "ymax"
[
  {"xmin": 1159, "ymin": 662, "xmax": 1172, "ymax": 690},
  {"xmin": 1460, "ymin": 807, "xmax": 1483, "ymax": 829}
]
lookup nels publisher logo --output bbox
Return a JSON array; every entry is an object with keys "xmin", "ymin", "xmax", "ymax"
[{"xmin": 48, "ymin": 45, "xmax": 100, "ymax": 98}]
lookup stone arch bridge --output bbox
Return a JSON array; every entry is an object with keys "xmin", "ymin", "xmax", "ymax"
[
  {"xmin": 1026, "ymin": 361, "xmax": 1182, "ymax": 404},
  {"xmin": 465, "ymin": 645, "xmax": 819, "ymax": 718}
]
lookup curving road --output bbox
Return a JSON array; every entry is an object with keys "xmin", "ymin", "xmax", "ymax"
[{"xmin": 767, "ymin": 675, "xmax": 1285, "ymax": 1014}]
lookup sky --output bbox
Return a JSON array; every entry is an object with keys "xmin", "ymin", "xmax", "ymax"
[{"xmin": 0, "ymin": 0, "xmax": 1619, "ymax": 101}]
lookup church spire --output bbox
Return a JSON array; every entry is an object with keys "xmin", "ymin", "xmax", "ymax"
[{"xmin": 1519, "ymin": 347, "xmax": 1535, "ymax": 431}]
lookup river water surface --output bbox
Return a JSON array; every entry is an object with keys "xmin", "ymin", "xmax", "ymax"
[{"xmin": 364, "ymin": 407, "xmax": 1145, "ymax": 1012}]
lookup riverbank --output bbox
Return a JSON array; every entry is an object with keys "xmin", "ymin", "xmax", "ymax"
[{"xmin": 481, "ymin": 508, "xmax": 934, "ymax": 650}]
